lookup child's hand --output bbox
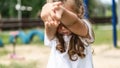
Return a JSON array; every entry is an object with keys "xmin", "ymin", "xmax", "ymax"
[
  {"xmin": 40, "ymin": 1, "xmax": 65, "ymax": 31},
  {"xmin": 45, "ymin": 20, "xmax": 60, "ymax": 29},
  {"xmin": 50, "ymin": 2, "xmax": 64, "ymax": 21},
  {"xmin": 40, "ymin": 3, "xmax": 54, "ymax": 22},
  {"xmin": 40, "ymin": 2, "xmax": 63, "ymax": 22}
]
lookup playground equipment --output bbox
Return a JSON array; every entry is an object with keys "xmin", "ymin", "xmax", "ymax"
[
  {"xmin": 27, "ymin": 30, "xmax": 44, "ymax": 43},
  {"xmin": 10, "ymin": 31, "xmax": 19, "ymax": 57},
  {"xmin": 9, "ymin": 30, "xmax": 44, "ymax": 44},
  {"xmin": 9, "ymin": 31, "xmax": 29, "ymax": 44},
  {"xmin": 9, "ymin": 31, "xmax": 24, "ymax": 59},
  {"xmin": 8, "ymin": 30, "xmax": 44, "ymax": 59},
  {"xmin": 112, "ymin": 0, "xmax": 117, "ymax": 47},
  {"xmin": 0, "ymin": 38, "xmax": 4, "ymax": 47},
  {"xmin": 84, "ymin": 0, "xmax": 89, "ymax": 19}
]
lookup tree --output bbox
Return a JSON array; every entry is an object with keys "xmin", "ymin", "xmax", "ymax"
[
  {"xmin": 88, "ymin": 0, "xmax": 110, "ymax": 17},
  {"xmin": 87, "ymin": 0, "xmax": 97, "ymax": 17},
  {"xmin": 0, "ymin": 0, "xmax": 17, "ymax": 18},
  {"xmin": 0, "ymin": 0, "xmax": 46, "ymax": 18}
]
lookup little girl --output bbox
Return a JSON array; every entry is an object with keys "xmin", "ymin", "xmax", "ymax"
[{"xmin": 40, "ymin": 0, "xmax": 95, "ymax": 68}]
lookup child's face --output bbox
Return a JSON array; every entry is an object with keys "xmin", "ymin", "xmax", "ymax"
[{"xmin": 58, "ymin": 25, "xmax": 71, "ymax": 35}]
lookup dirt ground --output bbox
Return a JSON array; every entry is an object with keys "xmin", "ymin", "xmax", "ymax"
[{"xmin": 0, "ymin": 42, "xmax": 120, "ymax": 68}]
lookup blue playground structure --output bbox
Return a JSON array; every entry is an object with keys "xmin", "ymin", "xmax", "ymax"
[
  {"xmin": 27, "ymin": 30, "xmax": 44, "ymax": 43},
  {"xmin": 112, "ymin": 0, "xmax": 117, "ymax": 47},
  {"xmin": 9, "ymin": 30, "xmax": 44, "ymax": 44},
  {"xmin": 0, "ymin": 38, "xmax": 4, "ymax": 47},
  {"xmin": 9, "ymin": 31, "xmax": 29, "ymax": 44}
]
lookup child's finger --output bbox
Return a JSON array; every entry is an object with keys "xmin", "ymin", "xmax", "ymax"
[
  {"xmin": 48, "ymin": 16, "xmax": 54, "ymax": 22},
  {"xmin": 50, "ymin": 10, "xmax": 58, "ymax": 20},
  {"xmin": 50, "ymin": 11, "xmax": 61, "ymax": 21},
  {"xmin": 55, "ymin": 21, "xmax": 60, "ymax": 27},
  {"xmin": 52, "ymin": 1, "xmax": 62, "ymax": 6},
  {"xmin": 45, "ymin": 21, "xmax": 50, "ymax": 27},
  {"xmin": 52, "ymin": 3, "xmax": 63, "ymax": 11},
  {"xmin": 51, "ymin": 7, "xmax": 63, "ymax": 21}
]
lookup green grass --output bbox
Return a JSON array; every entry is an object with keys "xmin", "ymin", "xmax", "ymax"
[
  {"xmin": 0, "ymin": 32, "xmax": 10, "ymax": 45},
  {"xmin": 93, "ymin": 29, "xmax": 113, "ymax": 44},
  {"xmin": 93, "ymin": 25, "xmax": 120, "ymax": 45},
  {"xmin": 0, "ymin": 48, "xmax": 10, "ymax": 56}
]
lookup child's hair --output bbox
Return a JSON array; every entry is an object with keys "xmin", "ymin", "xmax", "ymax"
[
  {"xmin": 56, "ymin": 24, "xmax": 85, "ymax": 61},
  {"xmin": 47, "ymin": 0, "xmax": 86, "ymax": 61}
]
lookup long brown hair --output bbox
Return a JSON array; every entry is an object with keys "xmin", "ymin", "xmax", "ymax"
[
  {"xmin": 56, "ymin": 24, "xmax": 85, "ymax": 61},
  {"xmin": 47, "ymin": 0, "xmax": 86, "ymax": 61}
]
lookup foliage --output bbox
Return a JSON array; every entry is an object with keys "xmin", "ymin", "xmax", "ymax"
[
  {"xmin": 0, "ymin": 0, "xmax": 17, "ymax": 18},
  {"xmin": 0, "ymin": 0, "xmax": 113, "ymax": 18},
  {"xmin": 21, "ymin": 0, "xmax": 46, "ymax": 17},
  {"xmin": 0, "ymin": 0, "xmax": 46, "ymax": 18},
  {"xmin": 87, "ymin": 0, "xmax": 97, "ymax": 17},
  {"xmin": 88, "ymin": 0, "xmax": 112, "ymax": 17}
]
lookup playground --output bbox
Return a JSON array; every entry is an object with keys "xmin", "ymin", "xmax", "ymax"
[{"xmin": 0, "ymin": 0, "xmax": 120, "ymax": 68}]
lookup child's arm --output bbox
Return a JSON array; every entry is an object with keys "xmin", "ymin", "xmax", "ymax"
[
  {"xmin": 59, "ymin": 6, "xmax": 88, "ymax": 37},
  {"xmin": 40, "ymin": 2, "xmax": 61, "ymax": 40},
  {"xmin": 45, "ymin": 21, "xmax": 60, "ymax": 40},
  {"xmin": 42, "ymin": 3, "xmax": 88, "ymax": 37}
]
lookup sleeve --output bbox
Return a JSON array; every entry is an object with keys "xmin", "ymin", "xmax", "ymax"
[
  {"xmin": 85, "ymin": 45, "xmax": 94, "ymax": 68},
  {"xmin": 79, "ymin": 19, "xmax": 95, "ymax": 45},
  {"xmin": 44, "ymin": 32, "xmax": 51, "ymax": 46},
  {"xmin": 44, "ymin": 32, "xmax": 57, "ymax": 47}
]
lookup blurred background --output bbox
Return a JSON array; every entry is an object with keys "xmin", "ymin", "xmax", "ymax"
[{"xmin": 0, "ymin": 0, "xmax": 120, "ymax": 68}]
